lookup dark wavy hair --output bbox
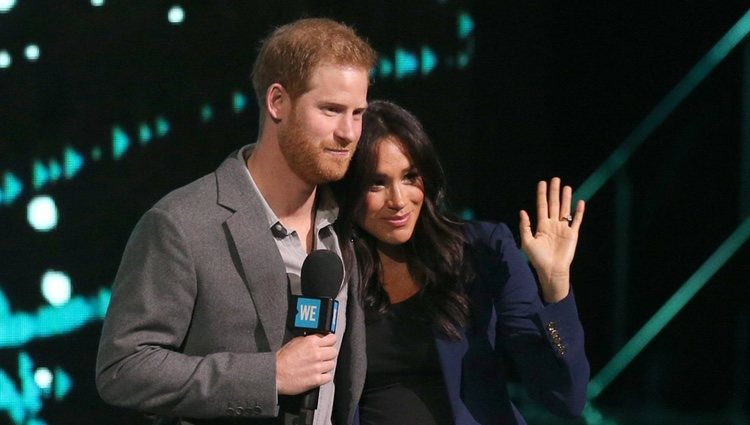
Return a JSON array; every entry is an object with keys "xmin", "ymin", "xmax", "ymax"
[{"xmin": 333, "ymin": 100, "xmax": 473, "ymax": 340}]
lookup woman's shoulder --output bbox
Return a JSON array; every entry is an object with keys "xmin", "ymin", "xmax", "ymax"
[{"xmin": 463, "ymin": 220, "xmax": 515, "ymax": 246}]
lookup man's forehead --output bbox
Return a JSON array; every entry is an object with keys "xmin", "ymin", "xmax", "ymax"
[{"xmin": 300, "ymin": 64, "xmax": 369, "ymax": 104}]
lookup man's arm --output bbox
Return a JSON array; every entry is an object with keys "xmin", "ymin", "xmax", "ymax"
[{"xmin": 96, "ymin": 208, "xmax": 279, "ymax": 419}]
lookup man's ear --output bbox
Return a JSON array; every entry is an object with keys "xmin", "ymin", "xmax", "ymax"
[{"xmin": 266, "ymin": 83, "xmax": 288, "ymax": 124}]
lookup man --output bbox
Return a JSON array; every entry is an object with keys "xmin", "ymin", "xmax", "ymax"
[{"xmin": 95, "ymin": 18, "xmax": 376, "ymax": 425}]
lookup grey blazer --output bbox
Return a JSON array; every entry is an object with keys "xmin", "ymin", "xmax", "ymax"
[{"xmin": 95, "ymin": 145, "xmax": 365, "ymax": 424}]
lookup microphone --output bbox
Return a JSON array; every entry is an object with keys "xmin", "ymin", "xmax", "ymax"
[{"xmin": 289, "ymin": 250, "xmax": 343, "ymax": 425}]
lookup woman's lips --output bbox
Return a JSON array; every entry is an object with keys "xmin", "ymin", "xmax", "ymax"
[{"xmin": 383, "ymin": 213, "xmax": 410, "ymax": 227}]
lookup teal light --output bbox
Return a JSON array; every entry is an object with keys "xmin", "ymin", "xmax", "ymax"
[
  {"xmin": 112, "ymin": 126, "xmax": 130, "ymax": 160},
  {"xmin": 97, "ymin": 287, "xmax": 111, "ymax": 318},
  {"xmin": 91, "ymin": 146, "xmax": 102, "ymax": 161},
  {"xmin": 19, "ymin": 352, "xmax": 42, "ymax": 419},
  {"xmin": 420, "ymin": 46, "xmax": 438, "ymax": 76},
  {"xmin": 582, "ymin": 402, "xmax": 618, "ymax": 425},
  {"xmin": 48, "ymin": 159, "xmax": 62, "ymax": 182},
  {"xmin": 155, "ymin": 116, "xmax": 170, "ymax": 137},
  {"xmin": 32, "ymin": 160, "xmax": 49, "ymax": 190},
  {"xmin": 0, "ymin": 286, "xmax": 112, "ymax": 348},
  {"xmin": 0, "ymin": 352, "xmax": 48, "ymax": 424},
  {"xmin": 3, "ymin": 171, "xmax": 23, "ymax": 205},
  {"xmin": 587, "ymin": 216, "xmax": 750, "ymax": 401},
  {"xmin": 575, "ymin": 8, "xmax": 750, "ymax": 202},
  {"xmin": 458, "ymin": 207, "xmax": 475, "ymax": 220},
  {"xmin": 458, "ymin": 11, "xmax": 474, "ymax": 40},
  {"xmin": 200, "ymin": 104, "xmax": 213, "ymax": 122},
  {"xmin": 457, "ymin": 52, "xmax": 470, "ymax": 69},
  {"xmin": 91, "ymin": 0, "xmax": 104, "ymax": 5},
  {"xmin": 379, "ymin": 58, "xmax": 394, "ymax": 79},
  {"xmin": 63, "ymin": 146, "xmax": 84, "ymax": 179},
  {"xmin": 232, "ymin": 91, "xmax": 247, "ymax": 114},
  {"xmin": 0, "ymin": 368, "xmax": 24, "ymax": 423},
  {"xmin": 53, "ymin": 368, "xmax": 72, "ymax": 401},
  {"xmin": 139, "ymin": 122, "xmax": 153, "ymax": 145},
  {"xmin": 395, "ymin": 48, "xmax": 418, "ymax": 80}
]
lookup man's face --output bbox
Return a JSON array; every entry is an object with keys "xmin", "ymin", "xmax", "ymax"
[{"xmin": 278, "ymin": 64, "xmax": 369, "ymax": 185}]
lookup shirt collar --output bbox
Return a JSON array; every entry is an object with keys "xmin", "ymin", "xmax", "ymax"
[{"xmin": 241, "ymin": 146, "xmax": 340, "ymax": 235}]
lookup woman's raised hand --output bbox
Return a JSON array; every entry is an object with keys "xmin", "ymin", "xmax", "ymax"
[{"xmin": 519, "ymin": 177, "xmax": 585, "ymax": 303}]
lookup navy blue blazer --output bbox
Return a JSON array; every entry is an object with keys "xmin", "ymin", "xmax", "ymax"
[{"xmin": 355, "ymin": 221, "xmax": 589, "ymax": 425}]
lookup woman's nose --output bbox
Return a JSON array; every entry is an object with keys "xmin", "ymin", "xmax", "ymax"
[{"xmin": 387, "ymin": 186, "xmax": 406, "ymax": 210}]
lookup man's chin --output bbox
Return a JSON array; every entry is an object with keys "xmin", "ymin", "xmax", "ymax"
[{"xmin": 308, "ymin": 167, "xmax": 349, "ymax": 185}]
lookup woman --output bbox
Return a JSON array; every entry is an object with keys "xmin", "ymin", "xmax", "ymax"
[{"xmin": 333, "ymin": 100, "xmax": 589, "ymax": 425}]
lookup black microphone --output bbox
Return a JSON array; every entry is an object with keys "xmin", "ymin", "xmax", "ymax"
[{"xmin": 289, "ymin": 250, "xmax": 343, "ymax": 425}]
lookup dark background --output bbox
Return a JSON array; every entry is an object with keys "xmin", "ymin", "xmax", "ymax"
[{"xmin": 1, "ymin": 1, "xmax": 749, "ymax": 424}]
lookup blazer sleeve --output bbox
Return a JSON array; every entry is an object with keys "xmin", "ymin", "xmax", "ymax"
[
  {"xmin": 470, "ymin": 221, "xmax": 589, "ymax": 417},
  {"xmin": 95, "ymin": 207, "xmax": 279, "ymax": 419}
]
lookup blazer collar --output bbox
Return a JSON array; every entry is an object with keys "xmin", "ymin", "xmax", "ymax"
[{"xmin": 216, "ymin": 144, "xmax": 289, "ymax": 350}]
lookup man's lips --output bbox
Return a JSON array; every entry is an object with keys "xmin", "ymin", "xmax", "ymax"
[{"xmin": 324, "ymin": 147, "xmax": 350, "ymax": 157}]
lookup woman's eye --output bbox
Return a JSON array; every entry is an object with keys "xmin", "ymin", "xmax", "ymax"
[
  {"xmin": 368, "ymin": 180, "xmax": 385, "ymax": 191},
  {"xmin": 404, "ymin": 173, "xmax": 419, "ymax": 184}
]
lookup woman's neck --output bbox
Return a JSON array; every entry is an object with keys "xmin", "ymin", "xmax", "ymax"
[{"xmin": 377, "ymin": 244, "xmax": 420, "ymax": 303}]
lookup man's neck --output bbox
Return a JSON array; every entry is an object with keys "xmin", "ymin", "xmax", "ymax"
[{"xmin": 247, "ymin": 141, "xmax": 318, "ymax": 252}]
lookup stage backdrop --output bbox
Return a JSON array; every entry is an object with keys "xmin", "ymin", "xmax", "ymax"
[{"xmin": 2, "ymin": 1, "xmax": 749, "ymax": 424}]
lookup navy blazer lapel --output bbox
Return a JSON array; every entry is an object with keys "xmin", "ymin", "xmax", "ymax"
[
  {"xmin": 434, "ymin": 330, "xmax": 469, "ymax": 420},
  {"xmin": 216, "ymin": 146, "xmax": 288, "ymax": 351}
]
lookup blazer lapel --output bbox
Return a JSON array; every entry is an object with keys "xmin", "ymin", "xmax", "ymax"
[
  {"xmin": 216, "ymin": 146, "xmax": 288, "ymax": 351},
  {"xmin": 333, "ymin": 257, "xmax": 366, "ymax": 425},
  {"xmin": 434, "ymin": 330, "xmax": 469, "ymax": 419}
]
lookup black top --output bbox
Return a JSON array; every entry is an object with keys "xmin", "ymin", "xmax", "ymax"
[{"xmin": 359, "ymin": 295, "xmax": 453, "ymax": 425}]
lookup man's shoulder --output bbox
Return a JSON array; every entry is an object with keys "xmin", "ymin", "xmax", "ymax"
[
  {"xmin": 153, "ymin": 171, "xmax": 218, "ymax": 212},
  {"xmin": 151, "ymin": 148, "xmax": 247, "ymax": 217}
]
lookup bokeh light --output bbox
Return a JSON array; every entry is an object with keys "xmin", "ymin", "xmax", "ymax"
[
  {"xmin": 41, "ymin": 270, "xmax": 72, "ymax": 307},
  {"xmin": 27, "ymin": 196, "xmax": 58, "ymax": 231}
]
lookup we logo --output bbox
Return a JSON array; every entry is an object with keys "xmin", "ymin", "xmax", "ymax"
[{"xmin": 294, "ymin": 298, "xmax": 321, "ymax": 329}]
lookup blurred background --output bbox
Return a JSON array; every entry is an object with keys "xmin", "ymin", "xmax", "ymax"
[{"xmin": 1, "ymin": 1, "xmax": 749, "ymax": 424}]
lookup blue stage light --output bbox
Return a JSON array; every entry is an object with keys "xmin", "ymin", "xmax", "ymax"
[
  {"xmin": 394, "ymin": 48, "xmax": 418, "ymax": 80},
  {"xmin": 112, "ymin": 126, "xmax": 130, "ymax": 160}
]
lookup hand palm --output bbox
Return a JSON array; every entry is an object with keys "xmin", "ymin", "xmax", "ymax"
[{"xmin": 518, "ymin": 178, "xmax": 585, "ymax": 302}]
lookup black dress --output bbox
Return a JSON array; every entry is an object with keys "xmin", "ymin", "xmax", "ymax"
[{"xmin": 358, "ymin": 295, "xmax": 454, "ymax": 425}]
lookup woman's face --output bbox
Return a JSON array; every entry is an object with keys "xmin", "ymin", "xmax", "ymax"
[{"xmin": 358, "ymin": 137, "xmax": 425, "ymax": 247}]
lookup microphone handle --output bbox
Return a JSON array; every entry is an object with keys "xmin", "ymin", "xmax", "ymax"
[{"xmin": 297, "ymin": 386, "xmax": 319, "ymax": 425}]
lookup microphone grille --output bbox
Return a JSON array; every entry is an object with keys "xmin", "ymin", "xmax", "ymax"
[{"xmin": 300, "ymin": 249, "xmax": 344, "ymax": 298}]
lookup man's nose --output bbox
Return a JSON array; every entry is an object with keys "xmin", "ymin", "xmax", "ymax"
[{"xmin": 334, "ymin": 115, "xmax": 358, "ymax": 144}]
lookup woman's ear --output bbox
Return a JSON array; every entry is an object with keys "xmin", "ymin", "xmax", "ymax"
[{"xmin": 265, "ymin": 83, "xmax": 288, "ymax": 123}]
